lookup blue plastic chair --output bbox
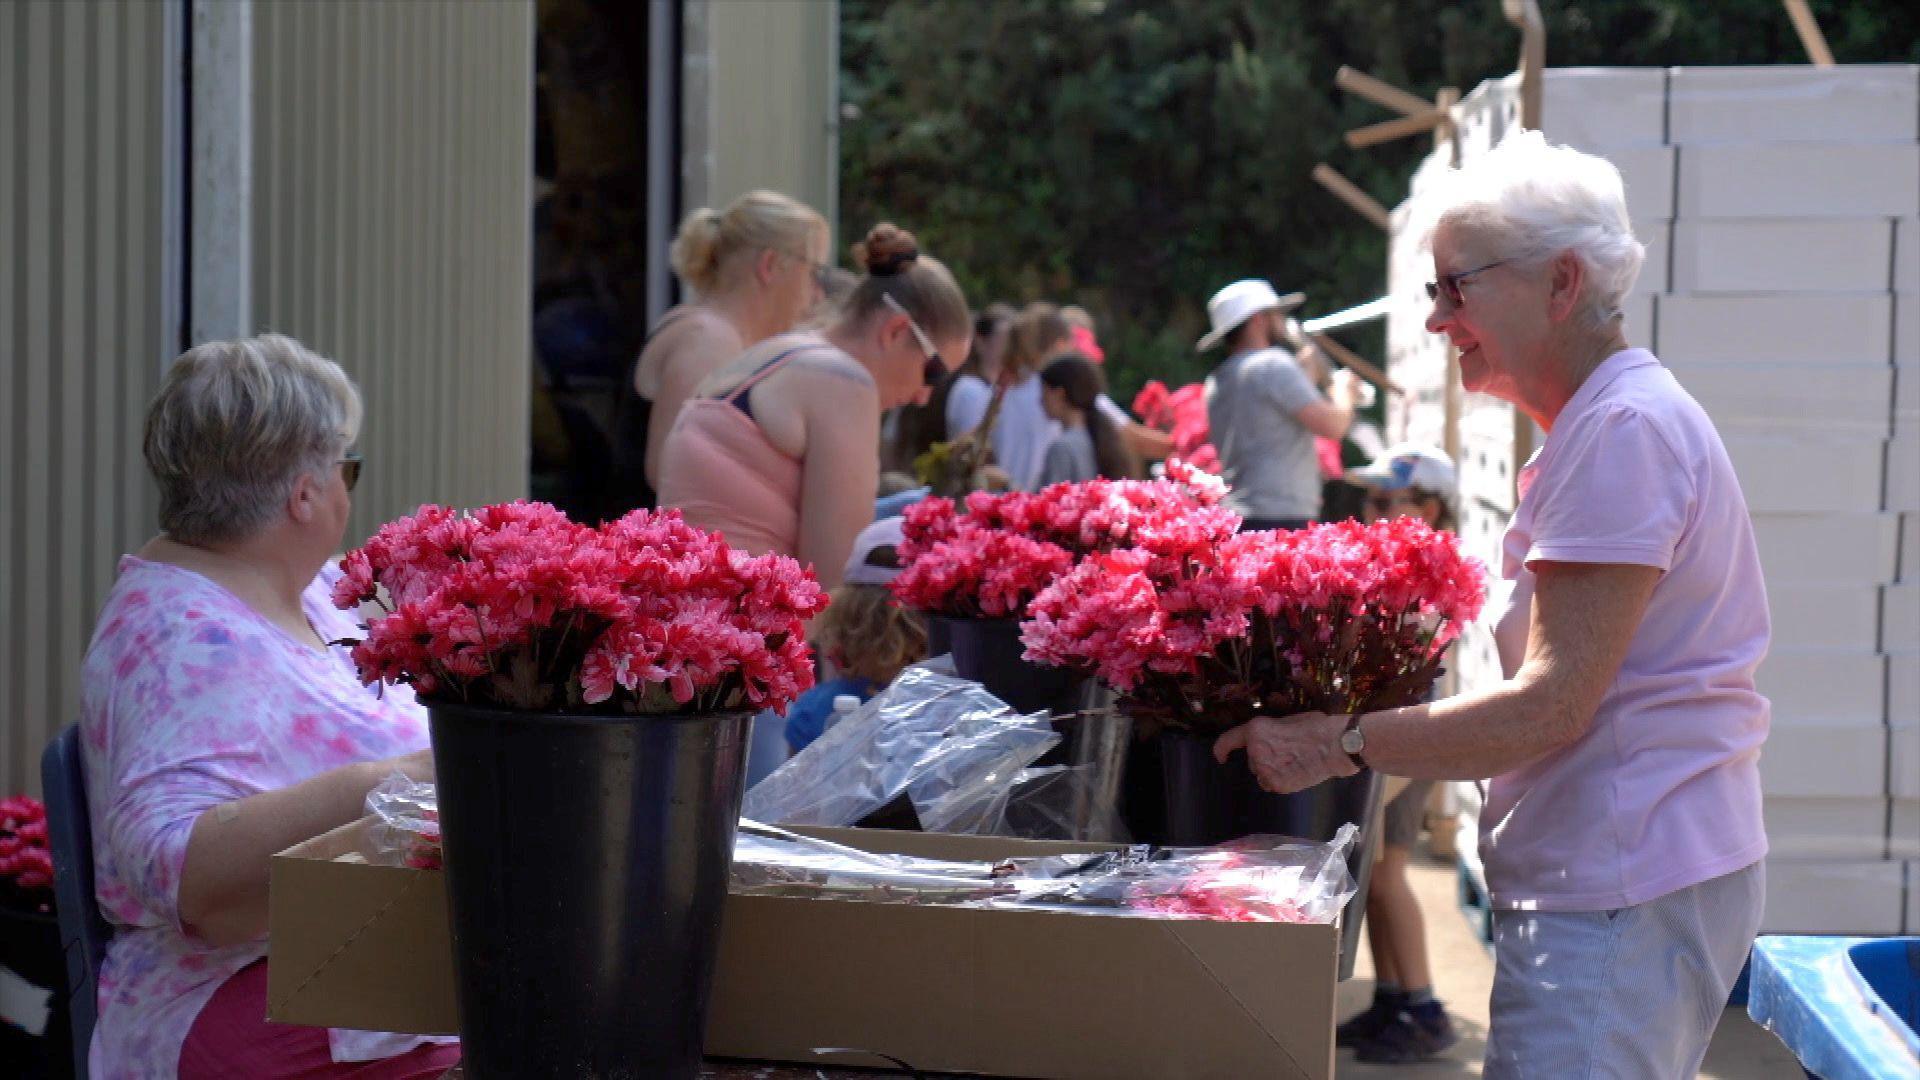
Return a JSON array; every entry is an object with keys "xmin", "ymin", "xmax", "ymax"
[{"xmin": 41, "ymin": 725, "xmax": 108, "ymax": 1080}]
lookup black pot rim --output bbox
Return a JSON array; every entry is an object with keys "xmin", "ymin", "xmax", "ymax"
[{"xmin": 424, "ymin": 700, "xmax": 759, "ymax": 730}]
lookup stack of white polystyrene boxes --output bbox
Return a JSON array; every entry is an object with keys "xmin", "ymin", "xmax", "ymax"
[{"xmin": 1386, "ymin": 64, "xmax": 1920, "ymax": 936}]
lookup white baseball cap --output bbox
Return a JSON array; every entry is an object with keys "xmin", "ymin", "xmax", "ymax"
[
  {"xmin": 1195, "ymin": 279, "xmax": 1306, "ymax": 352},
  {"xmin": 1350, "ymin": 443, "xmax": 1457, "ymax": 498},
  {"xmin": 842, "ymin": 516, "xmax": 908, "ymax": 587}
]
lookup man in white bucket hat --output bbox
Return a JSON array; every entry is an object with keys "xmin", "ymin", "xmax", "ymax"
[{"xmin": 1200, "ymin": 279, "xmax": 1363, "ymax": 529}]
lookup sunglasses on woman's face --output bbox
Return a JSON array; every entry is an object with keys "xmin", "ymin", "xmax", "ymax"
[
  {"xmin": 882, "ymin": 293, "xmax": 949, "ymax": 389},
  {"xmin": 338, "ymin": 451, "xmax": 363, "ymax": 492},
  {"xmin": 1425, "ymin": 258, "xmax": 1510, "ymax": 307}
]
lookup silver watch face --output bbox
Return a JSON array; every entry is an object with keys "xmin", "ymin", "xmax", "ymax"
[{"xmin": 1341, "ymin": 726, "xmax": 1365, "ymax": 754}]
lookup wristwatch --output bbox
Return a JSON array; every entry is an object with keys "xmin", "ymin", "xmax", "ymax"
[{"xmin": 1339, "ymin": 715, "xmax": 1368, "ymax": 770}]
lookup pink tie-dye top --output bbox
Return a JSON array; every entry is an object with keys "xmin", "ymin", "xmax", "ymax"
[{"xmin": 79, "ymin": 556, "xmax": 449, "ymax": 1077}]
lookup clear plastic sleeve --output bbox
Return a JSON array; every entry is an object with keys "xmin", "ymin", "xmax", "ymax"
[
  {"xmin": 729, "ymin": 819, "xmax": 1359, "ymax": 925},
  {"xmin": 362, "ymin": 771, "xmax": 443, "ymax": 869},
  {"xmin": 741, "ymin": 666, "xmax": 1060, "ymax": 830}
]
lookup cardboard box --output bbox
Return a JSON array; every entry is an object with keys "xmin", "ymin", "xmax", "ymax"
[
  {"xmin": 1761, "ymin": 796, "xmax": 1889, "ymax": 860},
  {"xmin": 1606, "ymin": 144, "xmax": 1677, "ymax": 224},
  {"xmin": 1658, "ymin": 294, "xmax": 1893, "ymax": 366},
  {"xmin": 1758, "ymin": 649, "xmax": 1886, "ymax": 725},
  {"xmin": 1889, "ymin": 423, "xmax": 1920, "ymax": 513},
  {"xmin": 1762, "ymin": 857, "xmax": 1906, "ymax": 935},
  {"xmin": 1892, "ymin": 651, "xmax": 1920, "ymax": 724},
  {"xmin": 1765, "ymin": 584, "xmax": 1882, "ymax": 651},
  {"xmin": 1897, "ymin": 218, "xmax": 1918, "ymax": 296},
  {"xmin": 270, "ymin": 820, "xmax": 1343, "ymax": 1079},
  {"xmin": 1667, "ymin": 65, "xmax": 1920, "ymax": 145},
  {"xmin": 1676, "ymin": 142, "xmax": 1920, "ymax": 219},
  {"xmin": 1891, "ymin": 800, "xmax": 1919, "ymax": 859},
  {"xmin": 1670, "ymin": 219, "xmax": 1896, "ymax": 295},
  {"xmin": 1631, "ymin": 223, "xmax": 1669, "ymax": 299},
  {"xmin": 1541, "ymin": 68, "xmax": 1669, "ymax": 150},
  {"xmin": 1890, "ymin": 722, "xmax": 1920, "ymax": 800},
  {"xmin": 1904, "ymin": 512, "xmax": 1920, "ymax": 583},
  {"xmin": 1751, "ymin": 513, "xmax": 1901, "ymax": 586},
  {"xmin": 1909, "ymin": 862, "xmax": 1920, "ymax": 935},
  {"xmin": 1760, "ymin": 718, "xmax": 1888, "ymax": 799},
  {"xmin": 1885, "ymin": 584, "xmax": 1920, "ymax": 651},
  {"xmin": 1667, "ymin": 360, "xmax": 1892, "ymax": 436},
  {"xmin": 1721, "ymin": 435, "xmax": 1886, "ymax": 516}
]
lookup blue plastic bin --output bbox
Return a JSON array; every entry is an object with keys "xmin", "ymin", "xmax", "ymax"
[{"xmin": 1748, "ymin": 935, "xmax": 1920, "ymax": 1079}]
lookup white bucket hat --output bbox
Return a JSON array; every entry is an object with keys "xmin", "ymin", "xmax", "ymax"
[{"xmin": 1195, "ymin": 279, "xmax": 1306, "ymax": 352}]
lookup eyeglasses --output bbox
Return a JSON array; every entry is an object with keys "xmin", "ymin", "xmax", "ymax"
[
  {"xmin": 1425, "ymin": 259, "xmax": 1510, "ymax": 306},
  {"xmin": 881, "ymin": 293, "xmax": 949, "ymax": 389},
  {"xmin": 338, "ymin": 451, "xmax": 363, "ymax": 492}
]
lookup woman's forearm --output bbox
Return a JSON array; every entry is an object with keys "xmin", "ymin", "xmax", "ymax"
[
  {"xmin": 176, "ymin": 758, "xmax": 390, "ymax": 947},
  {"xmin": 1359, "ymin": 678, "xmax": 1584, "ymax": 781}
]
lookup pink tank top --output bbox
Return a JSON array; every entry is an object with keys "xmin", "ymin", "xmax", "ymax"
[{"xmin": 656, "ymin": 339, "xmax": 826, "ymax": 557}]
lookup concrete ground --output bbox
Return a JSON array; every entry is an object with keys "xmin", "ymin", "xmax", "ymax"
[{"xmin": 1336, "ymin": 852, "xmax": 1808, "ymax": 1078}]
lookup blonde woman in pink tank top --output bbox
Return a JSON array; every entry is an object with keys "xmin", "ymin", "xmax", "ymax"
[{"xmin": 657, "ymin": 223, "xmax": 973, "ymax": 589}]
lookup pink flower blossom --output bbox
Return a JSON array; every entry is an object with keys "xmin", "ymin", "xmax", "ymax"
[{"xmin": 335, "ymin": 503, "xmax": 826, "ymax": 716}]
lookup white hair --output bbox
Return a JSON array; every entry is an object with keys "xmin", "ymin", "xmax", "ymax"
[
  {"xmin": 144, "ymin": 333, "xmax": 362, "ymax": 544},
  {"xmin": 1418, "ymin": 129, "xmax": 1646, "ymax": 327}
]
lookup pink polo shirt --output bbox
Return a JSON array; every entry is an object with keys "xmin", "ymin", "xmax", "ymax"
[{"xmin": 1482, "ymin": 349, "xmax": 1770, "ymax": 912}]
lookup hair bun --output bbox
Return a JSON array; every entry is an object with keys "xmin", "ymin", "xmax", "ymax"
[{"xmin": 852, "ymin": 222, "xmax": 919, "ymax": 276}]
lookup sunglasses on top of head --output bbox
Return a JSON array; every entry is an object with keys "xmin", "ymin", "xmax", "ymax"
[{"xmin": 881, "ymin": 293, "xmax": 948, "ymax": 388}]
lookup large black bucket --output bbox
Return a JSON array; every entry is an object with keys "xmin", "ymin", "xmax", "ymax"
[
  {"xmin": 940, "ymin": 616, "xmax": 1086, "ymax": 716},
  {"xmin": 428, "ymin": 703, "xmax": 751, "ymax": 1080}
]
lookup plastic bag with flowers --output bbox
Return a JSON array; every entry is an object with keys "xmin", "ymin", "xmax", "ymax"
[
  {"xmin": 1021, "ymin": 517, "xmax": 1487, "ymax": 736},
  {"xmin": 889, "ymin": 463, "xmax": 1237, "ymax": 620},
  {"xmin": 331, "ymin": 502, "xmax": 827, "ymax": 715}
]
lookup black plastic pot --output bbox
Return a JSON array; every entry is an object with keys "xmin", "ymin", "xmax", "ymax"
[
  {"xmin": 941, "ymin": 616, "xmax": 1086, "ymax": 716},
  {"xmin": 925, "ymin": 614, "xmax": 952, "ymax": 659},
  {"xmin": 428, "ymin": 702, "xmax": 751, "ymax": 1080},
  {"xmin": 0, "ymin": 904, "xmax": 71, "ymax": 1080},
  {"xmin": 1160, "ymin": 729, "xmax": 1379, "ymax": 848}
]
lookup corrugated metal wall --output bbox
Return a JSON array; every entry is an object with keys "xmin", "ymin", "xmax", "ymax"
[
  {"xmin": 250, "ymin": 0, "xmax": 534, "ymax": 546},
  {"xmin": 686, "ymin": 0, "xmax": 836, "ymax": 229},
  {"xmin": 1, "ymin": 0, "xmax": 178, "ymax": 795}
]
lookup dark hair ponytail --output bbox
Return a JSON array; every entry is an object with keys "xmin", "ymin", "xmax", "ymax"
[
  {"xmin": 1041, "ymin": 354, "xmax": 1139, "ymax": 480},
  {"xmin": 842, "ymin": 222, "xmax": 971, "ymax": 344}
]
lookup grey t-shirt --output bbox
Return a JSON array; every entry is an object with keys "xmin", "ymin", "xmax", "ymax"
[
  {"xmin": 1204, "ymin": 346, "xmax": 1324, "ymax": 521},
  {"xmin": 1036, "ymin": 424, "xmax": 1099, "ymax": 488}
]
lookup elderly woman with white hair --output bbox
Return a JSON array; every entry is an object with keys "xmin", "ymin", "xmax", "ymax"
[
  {"xmin": 78, "ymin": 335, "xmax": 459, "ymax": 1077},
  {"xmin": 1214, "ymin": 131, "xmax": 1769, "ymax": 1076}
]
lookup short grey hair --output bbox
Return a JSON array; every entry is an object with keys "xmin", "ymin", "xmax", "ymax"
[
  {"xmin": 1420, "ymin": 129, "xmax": 1646, "ymax": 327},
  {"xmin": 143, "ymin": 334, "xmax": 362, "ymax": 545}
]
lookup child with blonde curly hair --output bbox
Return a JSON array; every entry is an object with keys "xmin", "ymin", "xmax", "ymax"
[{"xmin": 784, "ymin": 517, "xmax": 928, "ymax": 753}]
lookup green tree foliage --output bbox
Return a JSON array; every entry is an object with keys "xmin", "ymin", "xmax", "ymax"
[{"xmin": 841, "ymin": 0, "xmax": 1917, "ymax": 404}]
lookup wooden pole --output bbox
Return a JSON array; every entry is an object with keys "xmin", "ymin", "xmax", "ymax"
[
  {"xmin": 1500, "ymin": 0, "xmax": 1544, "ymax": 489},
  {"xmin": 1432, "ymin": 85, "xmax": 1465, "ymax": 465},
  {"xmin": 1312, "ymin": 164, "xmax": 1391, "ymax": 231},
  {"xmin": 1335, "ymin": 66, "xmax": 1435, "ymax": 117},
  {"xmin": 1345, "ymin": 110, "xmax": 1447, "ymax": 149},
  {"xmin": 1312, "ymin": 333, "xmax": 1403, "ymax": 395},
  {"xmin": 1503, "ymin": 0, "xmax": 1546, "ymax": 130},
  {"xmin": 1782, "ymin": 0, "xmax": 1836, "ymax": 66}
]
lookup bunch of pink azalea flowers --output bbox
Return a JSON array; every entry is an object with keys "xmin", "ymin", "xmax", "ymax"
[
  {"xmin": 1132, "ymin": 381, "xmax": 1219, "ymax": 474},
  {"xmin": 1021, "ymin": 517, "xmax": 1487, "ymax": 736},
  {"xmin": 890, "ymin": 462, "xmax": 1236, "ymax": 619},
  {"xmin": 0, "ymin": 795, "xmax": 53, "ymax": 912},
  {"xmin": 333, "ymin": 502, "xmax": 827, "ymax": 715}
]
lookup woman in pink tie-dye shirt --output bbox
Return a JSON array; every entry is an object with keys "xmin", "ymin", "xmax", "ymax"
[{"xmin": 78, "ymin": 335, "xmax": 459, "ymax": 1078}]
